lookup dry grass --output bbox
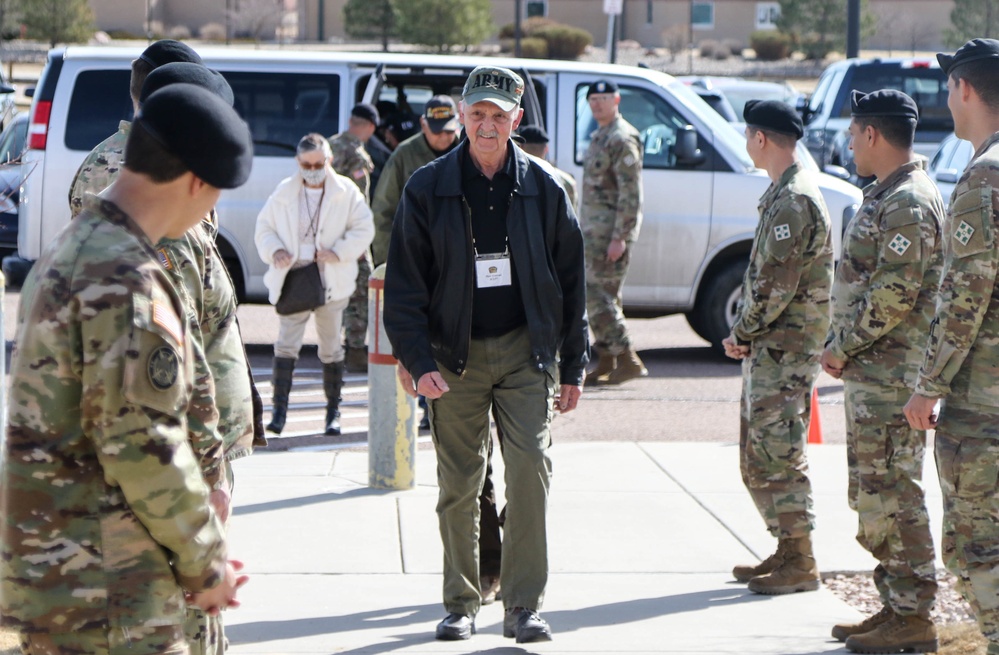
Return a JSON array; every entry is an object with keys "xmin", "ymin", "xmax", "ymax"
[{"xmin": 936, "ymin": 622, "xmax": 988, "ymax": 654}]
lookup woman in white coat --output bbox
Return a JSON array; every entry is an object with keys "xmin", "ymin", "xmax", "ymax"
[{"xmin": 254, "ymin": 133, "xmax": 374, "ymax": 436}]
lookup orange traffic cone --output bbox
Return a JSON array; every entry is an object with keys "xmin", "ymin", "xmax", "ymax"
[{"xmin": 807, "ymin": 387, "xmax": 823, "ymax": 444}]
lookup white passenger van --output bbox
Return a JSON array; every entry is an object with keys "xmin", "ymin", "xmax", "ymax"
[{"xmin": 15, "ymin": 47, "xmax": 861, "ymax": 353}]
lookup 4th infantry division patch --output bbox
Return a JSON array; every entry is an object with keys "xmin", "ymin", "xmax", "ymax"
[
  {"xmin": 955, "ymin": 220, "xmax": 975, "ymax": 246},
  {"xmin": 888, "ymin": 233, "xmax": 912, "ymax": 256},
  {"xmin": 773, "ymin": 224, "xmax": 791, "ymax": 241}
]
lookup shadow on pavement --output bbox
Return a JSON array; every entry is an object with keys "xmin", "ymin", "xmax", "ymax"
[{"xmin": 233, "ymin": 486, "xmax": 392, "ymax": 516}]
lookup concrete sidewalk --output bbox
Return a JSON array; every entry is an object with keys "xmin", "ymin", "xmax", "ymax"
[{"xmin": 224, "ymin": 441, "xmax": 944, "ymax": 654}]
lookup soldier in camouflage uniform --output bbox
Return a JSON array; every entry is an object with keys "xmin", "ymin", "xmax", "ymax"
[
  {"xmin": 68, "ymin": 58, "xmax": 264, "ymax": 655},
  {"xmin": 580, "ymin": 79, "xmax": 646, "ymax": 385},
  {"xmin": 722, "ymin": 100, "xmax": 833, "ymax": 596},
  {"xmin": 329, "ymin": 103, "xmax": 380, "ymax": 372},
  {"xmin": 905, "ymin": 38, "xmax": 999, "ymax": 655},
  {"xmin": 821, "ymin": 90, "xmax": 942, "ymax": 653},
  {"xmin": 68, "ymin": 40, "xmax": 202, "ymax": 219},
  {"xmin": 3, "ymin": 84, "xmax": 252, "ymax": 655}
]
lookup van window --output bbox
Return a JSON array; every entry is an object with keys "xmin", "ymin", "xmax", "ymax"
[
  {"xmin": 575, "ymin": 84, "xmax": 712, "ymax": 169},
  {"xmin": 65, "ymin": 70, "xmax": 132, "ymax": 151},
  {"xmin": 223, "ymin": 72, "xmax": 341, "ymax": 156}
]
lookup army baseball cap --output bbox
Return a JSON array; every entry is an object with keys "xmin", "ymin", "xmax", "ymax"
[
  {"xmin": 423, "ymin": 96, "xmax": 459, "ymax": 133},
  {"xmin": 462, "ymin": 66, "xmax": 524, "ymax": 112},
  {"xmin": 743, "ymin": 99, "xmax": 804, "ymax": 139},
  {"xmin": 850, "ymin": 89, "xmax": 918, "ymax": 121},
  {"xmin": 937, "ymin": 38, "xmax": 999, "ymax": 76}
]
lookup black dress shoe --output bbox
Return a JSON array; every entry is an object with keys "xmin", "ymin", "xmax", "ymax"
[
  {"xmin": 503, "ymin": 607, "xmax": 552, "ymax": 643},
  {"xmin": 435, "ymin": 613, "xmax": 475, "ymax": 640}
]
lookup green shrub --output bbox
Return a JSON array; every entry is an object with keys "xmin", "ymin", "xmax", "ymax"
[
  {"xmin": 534, "ymin": 24, "xmax": 591, "ymax": 60},
  {"xmin": 800, "ymin": 37, "xmax": 833, "ymax": 60},
  {"xmin": 749, "ymin": 30, "xmax": 791, "ymax": 61},
  {"xmin": 499, "ymin": 36, "xmax": 548, "ymax": 59},
  {"xmin": 498, "ymin": 16, "xmax": 557, "ymax": 39}
]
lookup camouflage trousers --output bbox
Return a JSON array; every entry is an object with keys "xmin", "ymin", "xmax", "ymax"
[
  {"xmin": 844, "ymin": 382, "xmax": 936, "ymax": 617},
  {"xmin": 739, "ymin": 346, "xmax": 818, "ymax": 539},
  {"xmin": 21, "ymin": 625, "xmax": 188, "ymax": 654},
  {"xmin": 343, "ymin": 253, "xmax": 372, "ymax": 349},
  {"xmin": 583, "ymin": 236, "xmax": 632, "ymax": 355},
  {"xmin": 935, "ymin": 402, "xmax": 999, "ymax": 654},
  {"xmin": 184, "ymin": 605, "xmax": 223, "ymax": 655}
]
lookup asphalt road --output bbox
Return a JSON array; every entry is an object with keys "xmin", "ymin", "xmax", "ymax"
[{"xmin": 1, "ymin": 287, "xmax": 848, "ymax": 449}]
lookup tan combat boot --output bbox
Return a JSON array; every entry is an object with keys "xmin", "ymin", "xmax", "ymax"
[
  {"xmin": 843, "ymin": 613, "xmax": 937, "ymax": 653},
  {"xmin": 747, "ymin": 535, "xmax": 820, "ymax": 595},
  {"xmin": 603, "ymin": 347, "xmax": 648, "ymax": 385},
  {"xmin": 832, "ymin": 606, "xmax": 895, "ymax": 642},
  {"xmin": 732, "ymin": 539, "xmax": 786, "ymax": 583},
  {"xmin": 584, "ymin": 349, "xmax": 616, "ymax": 386}
]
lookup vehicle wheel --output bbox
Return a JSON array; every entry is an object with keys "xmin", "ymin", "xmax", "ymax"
[
  {"xmin": 685, "ymin": 310, "xmax": 710, "ymax": 343},
  {"xmin": 693, "ymin": 259, "xmax": 747, "ymax": 358}
]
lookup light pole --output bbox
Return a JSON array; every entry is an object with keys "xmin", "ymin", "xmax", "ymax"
[{"xmin": 515, "ymin": 0, "xmax": 522, "ymax": 57}]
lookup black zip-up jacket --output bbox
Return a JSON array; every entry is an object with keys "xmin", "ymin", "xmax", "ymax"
[{"xmin": 384, "ymin": 140, "xmax": 588, "ymax": 386}]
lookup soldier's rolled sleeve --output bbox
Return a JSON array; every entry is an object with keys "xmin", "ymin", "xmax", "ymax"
[
  {"xmin": 732, "ymin": 205, "xmax": 807, "ymax": 342},
  {"xmin": 916, "ymin": 185, "xmax": 998, "ymax": 397},
  {"xmin": 85, "ymin": 292, "xmax": 227, "ymax": 593},
  {"xmin": 383, "ymin": 183, "xmax": 439, "ymax": 382},
  {"xmin": 831, "ymin": 207, "xmax": 931, "ymax": 358},
  {"xmin": 611, "ymin": 137, "xmax": 643, "ymax": 242}
]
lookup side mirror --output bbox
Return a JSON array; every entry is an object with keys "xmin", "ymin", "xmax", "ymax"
[
  {"xmin": 675, "ymin": 125, "xmax": 705, "ymax": 166},
  {"xmin": 823, "ymin": 164, "xmax": 851, "ymax": 181},
  {"xmin": 796, "ymin": 95, "xmax": 813, "ymax": 123},
  {"xmin": 0, "ymin": 84, "xmax": 14, "ymax": 95},
  {"xmin": 936, "ymin": 169, "xmax": 960, "ymax": 184},
  {"xmin": 24, "ymin": 87, "xmax": 34, "ymax": 99}
]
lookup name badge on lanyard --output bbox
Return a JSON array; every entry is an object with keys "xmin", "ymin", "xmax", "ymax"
[{"xmin": 475, "ymin": 251, "xmax": 512, "ymax": 288}]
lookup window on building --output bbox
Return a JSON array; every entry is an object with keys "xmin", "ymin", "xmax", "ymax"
[
  {"xmin": 526, "ymin": 0, "xmax": 547, "ymax": 18},
  {"xmin": 691, "ymin": 2, "xmax": 714, "ymax": 30},
  {"xmin": 755, "ymin": 2, "xmax": 780, "ymax": 30}
]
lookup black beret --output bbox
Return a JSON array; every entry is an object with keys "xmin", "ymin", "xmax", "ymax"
[
  {"xmin": 140, "ymin": 62, "xmax": 234, "ymax": 107},
  {"xmin": 587, "ymin": 79, "xmax": 619, "ymax": 97},
  {"xmin": 518, "ymin": 125, "xmax": 549, "ymax": 144},
  {"xmin": 138, "ymin": 39, "xmax": 202, "ymax": 68},
  {"xmin": 937, "ymin": 38, "xmax": 999, "ymax": 76},
  {"xmin": 351, "ymin": 103, "xmax": 380, "ymax": 125},
  {"xmin": 743, "ymin": 99, "xmax": 803, "ymax": 139},
  {"xmin": 134, "ymin": 84, "xmax": 252, "ymax": 189},
  {"xmin": 850, "ymin": 89, "xmax": 918, "ymax": 120}
]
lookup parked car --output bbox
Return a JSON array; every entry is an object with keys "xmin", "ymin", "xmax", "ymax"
[
  {"xmin": 0, "ymin": 112, "xmax": 26, "ymax": 255},
  {"xmin": 15, "ymin": 46, "xmax": 861, "ymax": 354},
  {"xmin": 799, "ymin": 57, "xmax": 952, "ymax": 181},
  {"xmin": 689, "ymin": 84, "xmax": 738, "ymax": 122},
  {"xmin": 680, "ymin": 76, "xmax": 803, "ymax": 117},
  {"xmin": 928, "ymin": 132, "xmax": 973, "ymax": 206}
]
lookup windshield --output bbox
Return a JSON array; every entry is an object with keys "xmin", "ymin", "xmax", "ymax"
[{"xmin": 667, "ymin": 80, "xmax": 754, "ymax": 170}]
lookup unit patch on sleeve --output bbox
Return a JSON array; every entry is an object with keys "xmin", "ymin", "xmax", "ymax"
[
  {"xmin": 773, "ymin": 224, "xmax": 792, "ymax": 241},
  {"xmin": 147, "ymin": 346, "xmax": 179, "ymax": 391},
  {"xmin": 955, "ymin": 220, "xmax": 976, "ymax": 246},
  {"xmin": 888, "ymin": 233, "xmax": 912, "ymax": 256}
]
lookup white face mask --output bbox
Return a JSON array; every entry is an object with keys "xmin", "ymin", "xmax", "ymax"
[{"xmin": 300, "ymin": 166, "xmax": 325, "ymax": 186}]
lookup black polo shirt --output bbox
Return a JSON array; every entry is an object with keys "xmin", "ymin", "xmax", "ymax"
[{"xmin": 461, "ymin": 141, "xmax": 527, "ymax": 338}]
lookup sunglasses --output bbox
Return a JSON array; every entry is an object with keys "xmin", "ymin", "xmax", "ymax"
[{"xmin": 299, "ymin": 161, "xmax": 325, "ymax": 170}]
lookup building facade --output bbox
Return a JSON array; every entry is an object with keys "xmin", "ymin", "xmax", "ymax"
[{"xmin": 296, "ymin": 0, "xmax": 954, "ymax": 53}]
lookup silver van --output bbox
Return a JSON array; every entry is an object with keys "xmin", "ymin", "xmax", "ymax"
[{"xmin": 16, "ymin": 46, "xmax": 861, "ymax": 353}]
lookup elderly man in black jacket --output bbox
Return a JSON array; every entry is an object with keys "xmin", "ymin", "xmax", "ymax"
[{"xmin": 384, "ymin": 65, "xmax": 587, "ymax": 644}]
